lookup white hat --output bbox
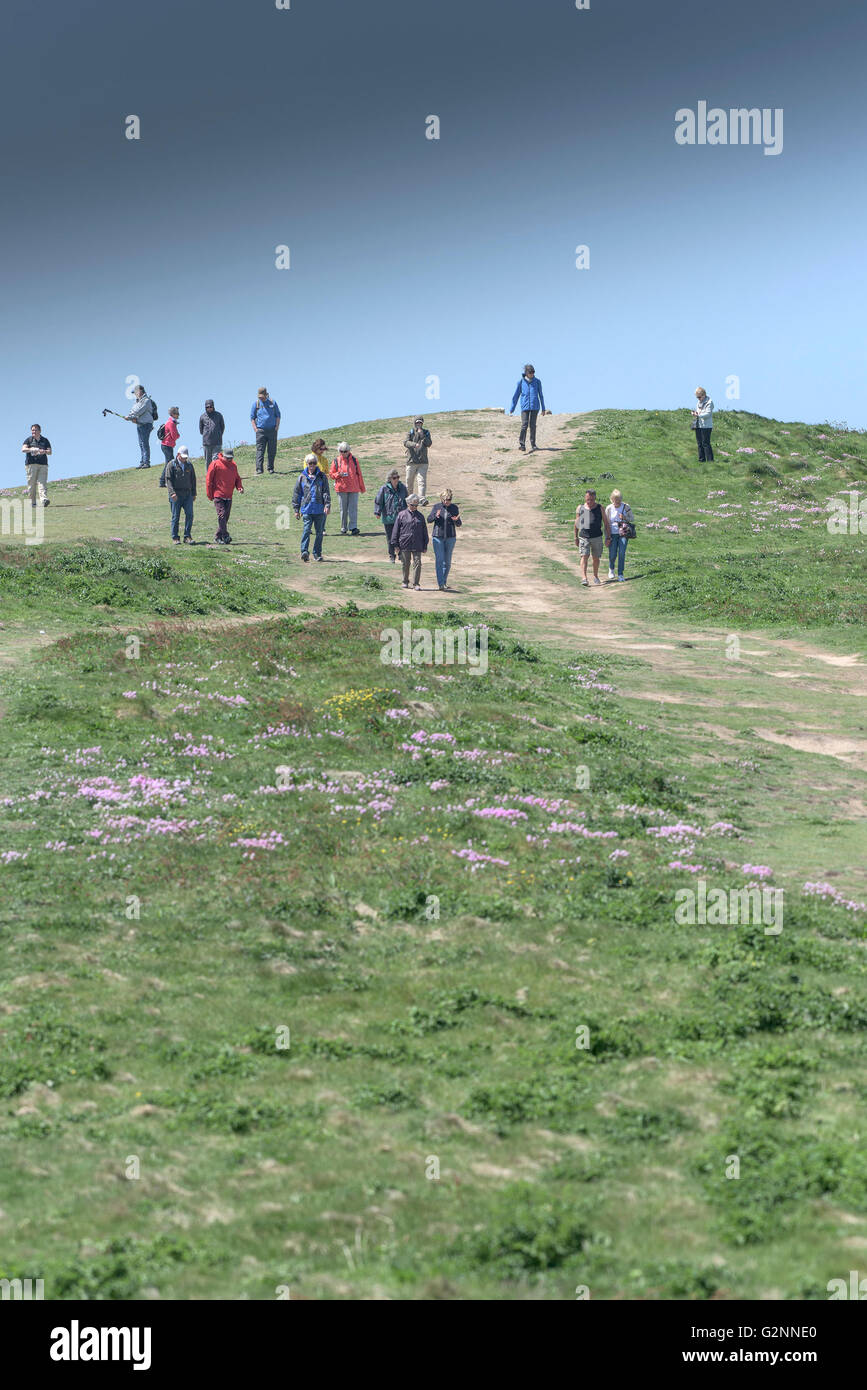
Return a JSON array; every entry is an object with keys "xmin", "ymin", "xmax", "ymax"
[{"xmin": 176, "ymin": 447, "xmax": 190, "ymax": 459}]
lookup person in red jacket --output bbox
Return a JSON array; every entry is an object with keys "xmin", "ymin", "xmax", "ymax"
[
  {"xmin": 158, "ymin": 407, "xmax": 181, "ymax": 487},
  {"xmin": 329, "ymin": 441, "xmax": 365, "ymax": 535},
  {"xmin": 205, "ymin": 446, "xmax": 244, "ymax": 544}
]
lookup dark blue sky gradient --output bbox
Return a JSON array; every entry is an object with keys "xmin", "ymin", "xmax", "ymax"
[{"xmin": 2, "ymin": 0, "xmax": 865, "ymax": 482}]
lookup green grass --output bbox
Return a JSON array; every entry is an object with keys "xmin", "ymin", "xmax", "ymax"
[
  {"xmin": 1, "ymin": 602, "xmax": 865, "ymax": 1300},
  {"xmin": 545, "ymin": 409, "xmax": 867, "ymax": 640}
]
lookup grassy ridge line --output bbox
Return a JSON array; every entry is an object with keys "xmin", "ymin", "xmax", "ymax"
[
  {"xmin": 545, "ymin": 409, "xmax": 867, "ymax": 638},
  {"xmin": 1, "ymin": 607, "xmax": 865, "ymax": 1299}
]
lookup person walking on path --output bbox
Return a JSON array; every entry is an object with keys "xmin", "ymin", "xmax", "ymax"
[
  {"xmin": 508, "ymin": 364, "xmax": 549, "ymax": 452},
  {"xmin": 392, "ymin": 493, "xmax": 429, "ymax": 590},
  {"xmin": 691, "ymin": 387, "xmax": 714, "ymax": 462},
  {"xmin": 21, "ymin": 424, "xmax": 52, "ymax": 507},
  {"xmin": 404, "ymin": 417, "xmax": 432, "ymax": 503},
  {"xmin": 250, "ymin": 387, "xmax": 281, "ymax": 474},
  {"xmin": 575, "ymin": 488, "xmax": 611, "ymax": 587},
  {"xmin": 329, "ymin": 442, "xmax": 366, "ymax": 535},
  {"xmin": 310, "ymin": 438, "xmax": 330, "ymax": 474},
  {"xmin": 158, "ymin": 408, "xmax": 181, "ymax": 486},
  {"xmin": 427, "ymin": 489, "xmax": 461, "ymax": 591},
  {"xmin": 605, "ymin": 489, "xmax": 635, "ymax": 582},
  {"xmin": 373, "ymin": 469, "xmax": 408, "ymax": 562},
  {"xmin": 293, "ymin": 453, "xmax": 331, "ymax": 563},
  {"xmin": 199, "ymin": 400, "xmax": 225, "ymax": 467},
  {"xmin": 205, "ymin": 446, "xmax": 243, "ymax": 544},
  {"xmin": 126, "ymin": 385, "xmax": 158, "ymax": 468},
  {"xmin": 166, "ymin": 447, "xmax": 197, "ymax": 544}
]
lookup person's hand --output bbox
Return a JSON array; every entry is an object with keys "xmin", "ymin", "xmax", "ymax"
[
  {"xmin": 324, "ymin": 506, "xmax": 330, "ymax": 515},
  {"xmin": 294, "ymin": 511, "xmax": 300, "ymax": 520}
]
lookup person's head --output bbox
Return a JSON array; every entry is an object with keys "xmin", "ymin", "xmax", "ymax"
[
  {"xmin": 524, "ymin": 363, "xmax": 535, "ymax": 377},
  {"xmin": 176, "ymin": 447, "xmax": 190, "ymax": 461},
  {"xmin": 695, "ymin": 387, "xmax": 706, "ymax": 400},
  {"xmin": 407, "ymin": 493, "xmax": 420, "ymax": 510},
  {"xmin": 413, "ymin": 416, "xmax": 424, "ymax": 427},
  {"xmin": 304, "ymin": 452, "xmax": 319, "ymax": 471},
  {"xmin": 258, "ymin": 387, "xmax": 269, "ymax": 400},
  {"xmin": 338, "ymin": 441, "xmax": 350, "ymax": 455},
  {"xmin": 388, "ymin": 469, "xmax": 401, "ymax": 486},
  {"xmin": 205, "ymin": 399, "xmax": 215, "ymax": 411},
  {"xmin": 30, "ymin": 423, "xmax": 41, "ymax": 436},
  {"xmin": 312, "ymin": 438, "xmax": 327, "ymax": 453},
  {"xmin": 222, "ymin": 447, "xmax": 234, "ymax": 461},
  {"xmin": 585, "ymin": 490, "xmax": 597, "ymax": 505},
  {"xmin": 170, "ymin": 407, "xmax": 180, "ymax": 418},
  {"xmin": 610, "ymin": 490, "xmax": 622, "ymax": 505},
  {"xmin": 134, "ymin": 385, "xmax": 145, "ymax": 399},
  {"xmin": 440, "ymin": 488, "xmax": 453, "ymax": 503}
]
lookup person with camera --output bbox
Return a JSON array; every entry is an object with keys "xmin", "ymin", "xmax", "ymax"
[{"xmin": 605, "ymin": 489, "xmax": 636, "ymax": 582}]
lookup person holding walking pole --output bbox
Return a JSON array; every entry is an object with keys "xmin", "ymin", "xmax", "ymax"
[{"xmin": 125, "ymin": 385, "xmax": 158, "ymax": 468}]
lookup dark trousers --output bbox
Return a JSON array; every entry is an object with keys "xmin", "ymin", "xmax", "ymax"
[
  {"xmin": 383, "ymin": 520, "xmax": 398, "ymax": 559},
  {"xmin": 170, "ymin": 494, "xmax": 194, "ymax": 540},
  {"xmin": 202, "ymin": 443, "xmax": 220, "ymax": 466},
  {"xmin": 696, "ymin": 427, "xmax": 714, "ymax": 462},
  {"xmin": 255, "ymin": 428, "xmax": 277, "ymax": 472},
  {"xmin": 300, "ymin": 511, "xmax": 326, "ymax": 557},
  {"xmin": 214, "ymin": 495, "xmax": 232, "ymax": 541},
  {"xmin": 519, "ymin": 409, "xmax": 539, "ymax": 448},
  {"xmin": 159, "ymin": 445, "xmax": 175, "ymax": 487}
]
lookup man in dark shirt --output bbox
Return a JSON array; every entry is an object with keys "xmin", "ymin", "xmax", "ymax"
[
  {"xmin": 199, "ymin": 400, "xmax": 225, "ymax": 467},
  {"xmin": 575, "ymin": 489, "xmax": 611, "ymax": 587},
  {"xmin": 22, "ymin": 424, "xmax": 52, "ymax": 507},
  {"xmin": 392, "ymin": 493, "xmax": 429, "ymax": 590}
]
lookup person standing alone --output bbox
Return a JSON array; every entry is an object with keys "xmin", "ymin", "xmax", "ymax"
[
  {"xmin": 199, "ymin": 399, "xmax": 225, "ymax": 467},
  {"xmin": 126, "ymin": 385, "xmax": 158, "ymax": 468},
  {"xmin": 250, "ymin": 387, "xmax": 281, "ymax": 474},
  {"xmin": 404, "ymin": 417, "xmax": 432, "ymax": 503},
  {"xmin": 691, "ymin": 387, "xmax": 714, "ymax": 462},
  {"xmin": 508, "ymin": 364, "xmax": 549, "ymax": 452},
  {"xmin": 21, "ymin": 423, "xmax": 51, "ymax": 507}
]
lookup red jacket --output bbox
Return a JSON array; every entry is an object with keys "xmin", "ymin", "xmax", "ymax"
[
  {"xmin": 162, "ymin": 417, "xmax": 179, "ymax": 448},
  {"xmin": 329, "ymin": 452, "xmax": 365, "ymax": 494},
  {"xmin": 206, "ymin": 455, "xmax": 244, "ymax": 500}
]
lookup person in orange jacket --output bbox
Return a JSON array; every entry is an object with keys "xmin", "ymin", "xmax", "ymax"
[
  {"xmin": 205, "ymin": 446, "xmax": 244, "ymax": 545},
  {"xmin": 329, "ymin": 441, "xmax": 365, "ymax": 535}
]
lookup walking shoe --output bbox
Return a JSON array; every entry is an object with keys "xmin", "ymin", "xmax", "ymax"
[
  {"xmin": 42, "ymin": 499, "xmax": 50, "ymax": 507},
  {"xmin": 183, "ymin": 537, "xmax": 192, "ymax": 544},
  {"xmin": 339, "ymin": 529, "xmax": 348, "ymax": 535},
  {"xmin": 255, "ymin": 469, "xmax": 263, "ymax": 475},
  {"xmin": 301, "ymin": 553, "xmax": 309, "ymax": 563},
  {"xmin": 582, "ymin": 578, "xmax": 589, "ymax": 587},
  {"xmin": 438, "ymin": 585, "xmax": 445, "ymax": 591},
  {"xmin": 401, "ymin": 581, "xmax": 409, "ymax": 588},
  {"xmin": 314, "ymin": 555, "xmax": 323, "ymax": 562},
  {"xmin": 617, "ymin": 575, "xmax": 625, "ymax": 582},
  {"xmin": 517, "ymin": 445, "xmax": 526, "ymax": 452},
  {"xmin": 593, "ymin": 576, "xmax": 601, "ymax": 585},
  {"xmin": 413, "ymin": 584, "xmax": 421, "ymax": 590},
  {"xmin": 350, "ymin": 528, "xmax": 360, "ymax": 535},
  {"xmin": 608, "ymin": 570, "xmax": 615, "ymax": 581},
  {"xmin": 390, "ymin": 555, "xmax": 397, "ymax": 563},
  {"xmin": 224, "ymin": 535, "xmax": 232, "ymax": 544},
  {"xmin": 136, "ymin": 462, "xmax": 151, "ymax": 469},
  {"xmin": 267, "ymin": 469, "xmax": 274, "ymax": 474},
  {"xmin": 173, "ymin": 538, "xmax": 181, "ymax": 544}
]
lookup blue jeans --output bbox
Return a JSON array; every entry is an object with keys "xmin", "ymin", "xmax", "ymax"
[
  {"xmin": 608, "ymin": 535, "xmax": 628, "ymax": 576},
  {"xmin": 170, "ymin": 494, "xmax": 194, "ymax": 540},
  {"xmin": 432, "ymin": 534, "xmax": 456, "ymax": 587},
  {"xmin": 301, "ymin": 511, "xmax": 325, "ymax": 557},
  {"xmin": 137, "ymin": 423, "xmax": 153, "ymax": 465}
]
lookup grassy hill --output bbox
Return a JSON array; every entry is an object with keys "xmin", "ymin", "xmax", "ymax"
[{"xmin": 1, "ymin": 410, "xmax": 866, "ymax": 1300}]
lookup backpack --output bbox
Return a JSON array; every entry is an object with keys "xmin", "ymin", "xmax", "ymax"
[
  {"xmin": 157, "ymin": 423, "xmax": 166, "ymax": 442},
  {"xmin": 150, "ymin": 399, "xmax": 158, "ymax": 421}
]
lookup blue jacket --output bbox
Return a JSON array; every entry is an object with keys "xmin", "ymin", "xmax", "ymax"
[
  {"xmin": 250, "ymin": 397, "xmax": 280, "ymax": 430},
  {"xmin": 292, "ymin": 467, "xmax": 331, "ymax": 515},
  {"xmin": 510, "ymin": 375, "xmax": 545, "ymax": 413}
]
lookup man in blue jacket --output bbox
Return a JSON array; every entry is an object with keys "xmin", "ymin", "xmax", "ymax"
[
  {"xmin": 292, "ymin": 453, "xmax": 331, "ymax": 562},
  {"xmin": 250, "ymin": 387, "xmax": 281, "ymax": 474},
  {"xmin": 508, "ymin": 364, "xmax": 549, "ymax": 452}
]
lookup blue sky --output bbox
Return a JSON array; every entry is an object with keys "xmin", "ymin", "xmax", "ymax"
[{"xmin": 2, "ymin": 0, "xmax": 865, "ymax": 485}]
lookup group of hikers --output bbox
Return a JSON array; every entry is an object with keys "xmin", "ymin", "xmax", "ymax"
[{"xmin": 19, "ymin": 368, "xmax": 718, "ymax": 591}]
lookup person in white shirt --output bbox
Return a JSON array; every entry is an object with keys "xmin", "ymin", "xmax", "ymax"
[
  {"xmin": 691, "ymin": 387, "xmax": 714, "ymax": 462},
  {"xmin": 605, "ymin": 490, "xmax": 635, "ymax": 582}
]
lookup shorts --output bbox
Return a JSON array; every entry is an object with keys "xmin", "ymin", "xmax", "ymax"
[{"xmin": 579, "ymin": 536, "xmax": 604, "ymax": 558}]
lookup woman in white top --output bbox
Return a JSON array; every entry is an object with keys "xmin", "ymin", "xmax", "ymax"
[
  {"xmin": 692, "ymin": 387, "xmax": 714, "ymax": 462},
  {"xmin": 606, "ymin": 490, "xmax": 635, "ymax": 582}
]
